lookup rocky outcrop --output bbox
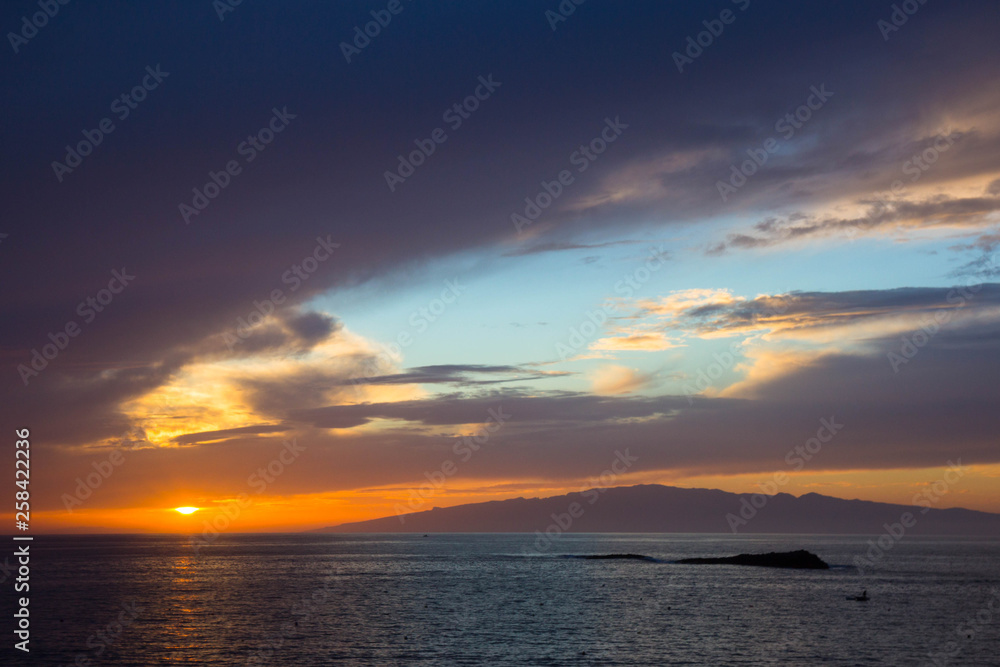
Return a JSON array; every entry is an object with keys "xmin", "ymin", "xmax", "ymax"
[{"xmin": 675, "ymin": 549, "xmax": 829, "ymax": 569}]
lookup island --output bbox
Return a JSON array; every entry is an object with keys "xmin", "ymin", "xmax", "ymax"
[{"xmin": 675, "ymin": 549, "xmax": 829, "ymax": 570}]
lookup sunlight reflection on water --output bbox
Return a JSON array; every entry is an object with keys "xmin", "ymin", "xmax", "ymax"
[{"xmin": 12, "ymin": 534, "xmax": 1000, "ymax": 665}]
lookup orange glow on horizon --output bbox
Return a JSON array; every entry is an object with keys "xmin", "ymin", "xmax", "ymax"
[{"xmin": 13, "ymin": 463, "xmax": 1000, "ymax": 534}]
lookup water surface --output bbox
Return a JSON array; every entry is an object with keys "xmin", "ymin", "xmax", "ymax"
[{"xmin": 9, "ymin": 533, "xmax": 999, "ymax": 665}]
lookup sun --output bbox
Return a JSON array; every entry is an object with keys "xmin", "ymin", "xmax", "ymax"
[{"xmin": 174, "ymin": 506, "xmax": 200, "ymax": 514}]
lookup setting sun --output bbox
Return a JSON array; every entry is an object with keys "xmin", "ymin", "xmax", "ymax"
[{"xmin": 6, "ymin": 2, "xmax": 1000, "ymax": 663}]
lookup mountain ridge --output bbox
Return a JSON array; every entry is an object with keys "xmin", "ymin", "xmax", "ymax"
[{"xmin": 313, "ymin": 483, "xmax": 1000, "ymax": 535}]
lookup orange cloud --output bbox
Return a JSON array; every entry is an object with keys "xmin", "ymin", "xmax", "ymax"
[
  {"xmin": 590, "ymin": 331, "xmax": 682, "ymax": 352},
  {"xmin": 589, "ymin": 364, "xmax": 654, "ymax": 395},
  {"xmin": 112, "ymin": 320, "xmax": 426, "ymax": 450}
]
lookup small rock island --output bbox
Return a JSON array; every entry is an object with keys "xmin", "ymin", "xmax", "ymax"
[{"xmin": 675, "ymin": 549, "xmax": 829, "ymax": 570}]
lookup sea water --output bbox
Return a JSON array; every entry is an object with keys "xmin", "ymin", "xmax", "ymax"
[{"xmin": 6, "ymin": 533, "xmax": 999, "ymax": 665}]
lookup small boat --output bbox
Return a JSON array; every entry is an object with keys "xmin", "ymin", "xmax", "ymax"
[{"xmin": 846, "ymin": 590, "xmax": 870, "ymax": 601}]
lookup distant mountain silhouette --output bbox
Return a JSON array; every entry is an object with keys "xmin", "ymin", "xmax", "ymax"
[{"xmin": 314, "ymin": 484, "xmax": 1000, "ymax": 535}]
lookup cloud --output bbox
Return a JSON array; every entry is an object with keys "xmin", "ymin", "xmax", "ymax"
[
  {"xmin": 707, "ymin": 189, "xmax": 1000, "ymax": 254},
  {"xmin": 603, "ymin": 284, "xmax": 1000, "ymax": 347},
  {"xmin": 6, "ymin": 0, "xmax": 1000, "ymax": 521},
  {"xmin": 590, "ymin": 331, "xmax": 683, "ymax": 352},
  {"xmin": 589, "ymin": 365, "xmax": 656, "ymax": 395},
  {"xmin": 950, "ymin": 253, "xmax": 1000, "ymax": 279},
  {"xmin": 285, "ymin": 311, "xmax": 340, "ymax": 344},
  {"xmin": 342, "ymin": 364, "xmax": 569, "ymax": 386},
  {"xmin": 171, "ymin": 424, "xmax": 289, "ymax": 446},
  {"xmin": 503, "ymin": 240, "xmax": 644, "ymax": 257},
  {"xmin": 288, "ymin": 390, "xmax": 696, "ymax": 430},
  {"xmin": 23, "ymin": 305, "xmax": 1000, "ymax": 514}
]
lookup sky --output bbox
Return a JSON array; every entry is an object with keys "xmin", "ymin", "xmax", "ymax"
[{"xmin": 2, "ymin": 0, "xmax": 999, "ymax": 532}]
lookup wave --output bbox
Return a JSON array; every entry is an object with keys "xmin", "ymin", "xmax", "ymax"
[{"xmin": 558, "ymin": 553, "xmax": 664, "ymax": 562}]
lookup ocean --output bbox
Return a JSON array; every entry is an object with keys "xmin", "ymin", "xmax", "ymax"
[{"xmin": 7, "ymin": 533, "xmax": 999, "ymax": 665}]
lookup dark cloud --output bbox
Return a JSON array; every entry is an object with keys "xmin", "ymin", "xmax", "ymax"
[
  {"xmin": 4, "ymin": 0, "xmax": 1000, "ymax": 517},
  {"xmin": 289, "ymin": 391, "xmax": 701, "ymax": 430},
  {"xmin": 37, "ymin": 308, "xmax": 1000, "ymax": 511},
  {"xmin": 4, "ymin": 1, "xmax": 999, "ymax": 388},
  {"xmin": 503, "ymin": 240, "xmax": 645, "ymax": 257},
  {"xmin": 949, "ymin": 253, "xmax": 1000, "ymax": 280},
  {"xmin": 19, "ymin": 301, "xmax": 1000, "ymax": 513},
  {"xmin": 172, "ymin": 424, "xmax": 289, "ymax": 446},
  {"xmin": 636, "ymin": 284, "xmax": 1000, "ymax": 337},
  {"xmin": 284, "ymin": 311, "xmax": 341, "ymax": 344}
]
